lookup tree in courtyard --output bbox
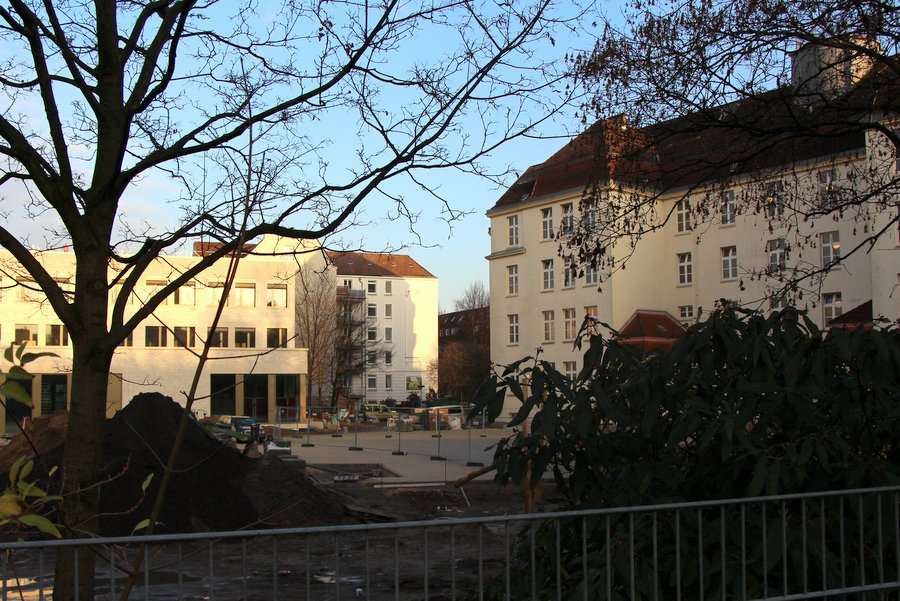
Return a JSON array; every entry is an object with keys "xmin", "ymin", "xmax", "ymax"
[
  {"xmin": 472, "ymin": 305, "xmax": 900, "ymax": 599},
  {"xmin": 0, "ymin": 0, "xmax": 580, "ymax": 595},
  {"xmin": 563, "ymin": 0, "xmax": 900, "ymax": 305},
  {"xmin": 437, "ymin": 282, "xmax": 491, "ymax": 403},
  {"xmin": 294, "ymin": 261, "xmax": 338, "ymax": 407}
]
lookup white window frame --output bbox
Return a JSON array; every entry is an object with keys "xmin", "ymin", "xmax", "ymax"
[
  {"xmin": 563, "ymin": 308, "xmax": 577, "ymax": 340},
  {"xmin": 507, "ymin": 264, "xmax": 519, "ymax": 295},
  {"xmin": 174, "ymin": 282, "xmax": 196, "ymax": 306},
  {"xmin": 677, "ymin": 252, "xmax": 693, "ymax": 285},
  {"xmin": 542, "ymin": 259, "xmax": 555, "ymax": 290},
  {"xmin": 508, "ymin": 314, "xmax": 519, "ymax": 345},
  {"xmin": 541, "ymin": 207, "xmax": 554, "ymax": 239},
  {"xmin": 385, "ymin": 303, "xmax": 392, "ymax": 318},
  {"xmin": 542, "ymin": 310, "xmax": 555, "ymax": 342},
  {"xmin": 232, "ymin": 283, "xmax": 256, "ymax": 307},
  {"xmin": 823, "ymin": 292, "xmax": 842, "ymax": 326},
  {"xmin": 384, "ymin": 327, "xmax": 393, "ymax": 342},
  {"xmin": 367, "ymin": 375, "xmax": 377, "ymax": 390},
  {"xmin": 507, "ymin": 215, "xmax": 519, "ymax": 246},
  {"xmin": 766, "ymin": 181, "xmax": 785, "ymax": 219},
  {"xmin": 767, "ymin": 238, "xmax": 786, "ymax": 274},
  {"xmin": 675, "ymin": 200, "xmax": 691, "ymax": 232},
  {"xmin": 721, "ymin": 246, "xmax": 738, "ymax": 280},
  {"xmin": 367, "ymin": 280, "xmax": 377, "ymax": 294},
  {"xmin": 585, "ymin": 261, "xmax": 598, "ymax": 285},
  {"xmin": 563, "ymin": 361, "xmax": 578, "ymax": 380},
  {"xmin": 821, "ymin": 231, "xmax": 840, "ymax": 267},
  {"xmin": 266, "ymin": 283, "xmax": 287, "ymax": 308},
  {"xmin": 678, "ymin": 305, "xmax": 694, "ymax": 320},
  {"xmin": 367, "ymin": 303, "xmax": 377, "ymax": 318},
  {"xmin": 385, "ymin": 375, "xmax": 393, "ymax": 390},
  {"xmin": 563, "ymin": 257, "xmax": 576, "ymax": 288},
  {"xmin": 561, "ymin": 203, "xmax": 574, "ymax": 234},
  {"xmin": 720, "ymin": 190, "xmax": 736, "ymax": 225}
]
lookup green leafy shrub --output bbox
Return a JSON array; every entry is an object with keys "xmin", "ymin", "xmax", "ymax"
[{"xmin": 473, "ymin": 305, "xmax": 900, "ymax": 599}]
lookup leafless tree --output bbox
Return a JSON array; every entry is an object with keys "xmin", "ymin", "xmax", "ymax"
[
  {"xmin": 563, "ymin": 0, "xmax": 899, "ymax": 307},
  {"xmin": 453, "ymin": 280, "xmax": 490, "ymax": 311},
  {"xmin": 0, "ymin": 0, "xmax": 583, "ymax": 595},
  {"xmin": 294, "ymin": 262, "xmax": 339, "ymax": 406}
]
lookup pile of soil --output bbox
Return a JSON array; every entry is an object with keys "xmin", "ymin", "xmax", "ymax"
[{"xmin": 0, "ymin": 393, "xmax": 344, "ymax": 536}]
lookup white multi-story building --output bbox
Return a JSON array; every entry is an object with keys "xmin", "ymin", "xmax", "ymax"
[
  {"xmin": 0, "ymin": 234, "xmax": 317, "ymax": 434},
  {"xmin": 487, "ymin": 47, "xmax": 900, "ymax": 420},
  {"xmin": 327, "ymin": 252, "xmax": 439, "ymax": 404}
]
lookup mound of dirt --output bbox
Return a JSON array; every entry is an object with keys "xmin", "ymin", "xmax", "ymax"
[{"xmin": 1, "ymin": 393, "xmax": 343, "ymax": 536}]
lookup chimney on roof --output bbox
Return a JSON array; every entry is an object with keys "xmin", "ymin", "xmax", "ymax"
[{"xmin": 790, "ymin": 37, "xmax": 879, "ymax": 104}]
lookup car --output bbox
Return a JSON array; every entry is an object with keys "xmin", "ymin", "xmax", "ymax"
[
  {"xmin": 206, "ymin": 415, "xmax": 267, "ymax": 443},
  {"xmin": 361, "ymin": 403, "xmax": 399, "ymax": 421}
]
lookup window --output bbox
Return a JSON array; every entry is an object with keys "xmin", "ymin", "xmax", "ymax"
[
  {"xmin": 821, "ymin": 231, "xmax": 840, "ymax": 267},
  {"xmin": 367, "ymin": 351, "xmax": 377, "ymax": 365},
  {"xmin": 541, "ymin": 207, "xmax": 554, "ymax": 239},
  {"xmin": 766, "ymin": 181, "xmax": 785, "ymax": 218},
  {"xmin": 367, "ymin": 280, "xmax": 377, "ymax": 294},
  {"xmin": 385, "ymin": 350, "xmax": 393, "ymax": 365},
  {"xmin": 385, "ymin": 375, "xmax": 393, "ymax": 390},
  {"xmin": 720, "ymin": 190, "xmax": 736, "ymax": 225},
  {"xmin": 507, "ymin": 265, "xmax": 519, "ymax": 295},
  {"xmin": 267, "ymin": 327, "xmax": 288, "ymax": 348},
  {"xmin": 385, "ymin": 304, "xmax": 392, "ymax": 318},
  {"xmin": 585, "ymin": 261, "xmax": 598, "ymax": 285},
  {"xmin": 563, "ymin": 257, "xmax": 577, "ymax": 288},
  {"xmin": 561, "ymin": 203, "xmax": 574, "ymax": 234},
  {"xmin": 585, "ymin": 305, "xmax": 599, "ymax": 334},
  {"xmin": 823, "ymin": 292, "xmax": 842, "ymax": 326},
  {"xmin": 146, "ymin": 280, "xmax": 167, "ymax": 304},
  {"xmin": 675, "ymin": 200, "xmax": 691, "ymax": 232},
  {"xmin": 679, "ymin": 305, "xmax": 694, "ymax": 320},
  {"xmin": 145, "ymin": 325, "xmax": 167, "ymax": 347},
  {"xmin": 542, "ymin": 310, "xmax": 555, "ymax": 342},
  {"xmin": 14, "ymin": 324, "xmax": 38, "ymax": 345},
  {"xmin": 368, "ymin": 328, "xmax": 377, "ymax": 342},
  {"xmin": 767, "ymin": 238, "xmax": 786, "ymax": 273},
  {"xmin": 234, "ymin": 328, "xmax": 256, "ymax": 348},
  {"xmin": 563, "ymin": 308, "xmax": 577, "ymax": 340},
  {"xmin": 232, "ymin": 283, "xmax": 256, "ymax": 307},
  {"xmin": 367, "ymin": 375, "xmax": 377, "ymax": 390},
  {"xmin": 208, "ymin": 327, "xmax": 228, "ymax": 348},
  {"xmin": 721, "ymin": 246, "xmax": 738, "ymax": 280},
  {"xmin": 266, "ymin": 284, "xmax": 287, "ymax": 308},
  {"xmin": 508, "ymin": 215, "xmax": 519, "ymax": 246},
  {"xmin": 508, "ymin": 314, "xmax": 519, "ymax": 344},
  {"xmin": 207, "ymin": 282, "xmax": 226, "ymax": 306},
  {"xmin": 174, "ymin": 282, "xmax": 195, "ymax": 306},
  {"xmin": 384, "ymin": 327, "xmax": 393, "ymax": 342},
  {"xmin": 563, "ymin": 361, "xmax": 577, "ymax": 380},
  {"xmin": 17, "ymin": 279, "xmax": 40, "ymax": 302},
  {"xmin": 769, "ymin": 296, "xmax": 786, "ymax": 311},
  {"xmin": 542, "ymin": 259, "xmax": 555, "ymax": 290},
  {"xmin": 119, "ymin": 332, "xmax": 134, "ymax": 347},
  {"xmin": 367, "ymin": 303, "xmax": 377, "ymax": 318},
  {"xmin": 45, "ymin": 324, "xmax": 68, "ymax": 346},
  {"xmin": 174, "ymin": 326, "xmax": 196, "ymax": 348},
  {"xmin": 677, "ymin": 252, "xmax": 693, "ymax": 285},
  {"xmin": 343, "ymin": 279, "xmax": 353, "ymax": 288},
  {"xmin": 385, "ymin": 281, "xmax": 392, "ymax": 295},
  {"xmin": 817, "ymin": 169, "xmax": 838, "ymax": 208},
  {"xmin": 584, "ymin": 200, "xmax": 597, "ymax": 229}
]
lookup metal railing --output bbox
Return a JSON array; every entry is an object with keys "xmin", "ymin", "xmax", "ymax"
[{"xmin": 2, "ymin": 486, "xmax": 898, "ymax": 600}]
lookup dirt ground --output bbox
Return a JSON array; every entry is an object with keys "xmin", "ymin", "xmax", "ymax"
[
  {"xmin": 0, "ymin": 394, "xmax": 548, "ymax": 536},
  {"xmin": 0, "ymin": 394, "xmax": 553, "ymax": 599}
]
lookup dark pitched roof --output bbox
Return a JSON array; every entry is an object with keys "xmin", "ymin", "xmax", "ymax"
[
  {"xmin": 327, "ymin": 251, "xmax": 435, "ymax": 278},
  {"xmin": 489, "ymin": 69, "xmax": 892, "ymax": 212}
]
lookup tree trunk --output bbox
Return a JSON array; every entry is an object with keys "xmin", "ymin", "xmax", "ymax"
[{"xmin": 54, "ymin": 250, "xmax": 113, "ymax": 601}]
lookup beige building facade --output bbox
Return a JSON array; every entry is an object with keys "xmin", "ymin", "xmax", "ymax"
[
  {"xmin": 0, "ymin": 234, "xmax": 316, "ymax": 434},
  {"xmin": 487, "ymin": 111, "xmax": 900, "ymax": 422}
]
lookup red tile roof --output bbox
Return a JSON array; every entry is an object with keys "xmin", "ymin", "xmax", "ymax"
[
  {"xmin": 327, "ymin": 251, "xmax": 436, "ymax": 278},
  {"xmin": 617, "ymin": 310, "xmax": 686, "ymax": 351},
  {"xmin": 489, "ymin": 78, "xmax": 880, "ymax": 212}
]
